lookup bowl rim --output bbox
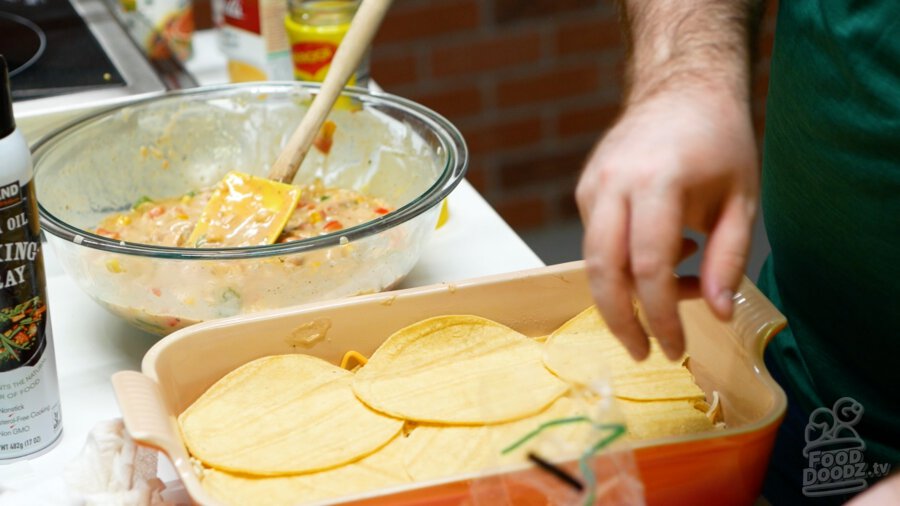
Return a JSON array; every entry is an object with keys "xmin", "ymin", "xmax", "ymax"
[{"xmin": 33, "ymin": 82, "xmax": 468, "ymax": 260}]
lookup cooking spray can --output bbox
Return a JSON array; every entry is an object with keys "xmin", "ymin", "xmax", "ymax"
[{"xmin": 0, "ymin": 56, "xmax": 63, "ymax": 461}]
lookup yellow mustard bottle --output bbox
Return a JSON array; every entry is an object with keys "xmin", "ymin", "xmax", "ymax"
[{"xmin": 285, "ymin": 0, "xmax": 369, "ymax": 85}]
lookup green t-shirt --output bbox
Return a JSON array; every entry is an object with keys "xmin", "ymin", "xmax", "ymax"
[{"xmin": 760, "ymin": 1, "xmax": 900, "ymax": 465}]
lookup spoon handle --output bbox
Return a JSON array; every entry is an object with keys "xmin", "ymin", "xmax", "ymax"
[{"xmin": 268, "ymin": 0, "xmax": 393, "ymax": 183}]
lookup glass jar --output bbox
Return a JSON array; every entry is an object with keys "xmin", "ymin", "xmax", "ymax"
[{"xmin": 284, "ymin": 0, "xmax": 370, "ymax": 87}]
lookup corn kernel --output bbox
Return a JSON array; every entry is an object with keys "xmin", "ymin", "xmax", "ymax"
[
  {"xmin": 309, "ymin": 211, "xmax": 323, "ymax": 224},
  {"xmin": 106, "ymin": 259, "xmax": 123, "ymax": 273},
  {"xmin": 116, "ymin": 215, "xmax": 132, "ymax": 226}
]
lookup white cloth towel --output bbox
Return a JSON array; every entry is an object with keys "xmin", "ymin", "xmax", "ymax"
[{"xmin": 0, "ymin": 419, "xmax": 169, "ymax": 506}]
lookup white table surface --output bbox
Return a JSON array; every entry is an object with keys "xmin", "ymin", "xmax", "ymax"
[{"xmin": 0, "ymin": 31, "xmax": 545, "ymax": 494}]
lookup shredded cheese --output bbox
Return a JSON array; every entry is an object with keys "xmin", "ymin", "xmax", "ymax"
[{"xmin": 340, "ymin": 350, "xmax": 369, "ymax": 371}]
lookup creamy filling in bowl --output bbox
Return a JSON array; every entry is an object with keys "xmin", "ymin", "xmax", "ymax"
[{"xmin": 33, "ymin": 83, "xmax": 467, "ymax": 335}]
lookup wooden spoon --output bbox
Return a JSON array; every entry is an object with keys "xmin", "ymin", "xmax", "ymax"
[{"xmin": 188, "ymin": 0, "xmax": 394, "ymax": 248}]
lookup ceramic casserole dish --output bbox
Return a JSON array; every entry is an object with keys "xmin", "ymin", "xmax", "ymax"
[{"xmin": 113, "ymin": 261, "xmax": 787, "ymax": 505}]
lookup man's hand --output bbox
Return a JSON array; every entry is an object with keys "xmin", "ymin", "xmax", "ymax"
[
  {"xmin": 576, "ymin": 87, "xmax": 758, "ymax": 361},
  {"xmin": 576, "ymin": 0, "xmax": 763, "ymax": 360}
]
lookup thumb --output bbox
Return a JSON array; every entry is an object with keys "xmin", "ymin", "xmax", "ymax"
[{"xmin": 701, "ymin": 197, "xmax": 754, "ymax": 320}]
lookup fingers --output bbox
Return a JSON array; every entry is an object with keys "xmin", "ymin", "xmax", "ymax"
[
  {"xmin": 582, "ymin": 195, "xmax": 651, "ymax": 361},
  {"xmin": 629, "ymin": 193, "xmax": 685, "ymax": 360},
  {"xmin": 701, "ymin": 197, "xmax": 754, "ymax": 320},
  {"xmin": 582, "ymin": 192, "xmax": 701, "ymax": 362}
]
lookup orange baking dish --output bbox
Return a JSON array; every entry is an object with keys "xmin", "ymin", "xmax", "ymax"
[{"xmin": 113, "ymin": 261, "xmax": 787, "ymax": 505}]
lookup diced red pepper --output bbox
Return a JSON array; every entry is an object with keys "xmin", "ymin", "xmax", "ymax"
[
  {"xmin": 374, "ymin": 207, "xmax": 390, "ymax": 215},
  {"xmin": 313, "ymin": 120, "xmax": 337, "ymax": 154},
  {"xmin": 323, "ymin": 220, "xmax": 344, "ymax": 232},
  {"xmin": 95, "ymin": 228, "xmax": 120, "ymax": 240},
  {"xmin": 148, "ymin": 205, "xmax": 166, "ymax": 218},
  {"xmin": 151, "ymin": 288, "xmax": 161, "ymax": 297}
]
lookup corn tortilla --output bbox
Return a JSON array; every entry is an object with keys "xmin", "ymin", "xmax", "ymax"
[
  {"xmin": 542, "ymin": 307, "xmax": 706, "ymax": 401},
  {"xmin": 617, "ymin": 398, "xmax": 715, "ymax": 440},
  {"xmin": 178, "ymin": 354, "xmax": 403, "ymax": 475},
  {"xmin": 401, "ymin": 396, "xmax": 596, "ymax": 482},
  {"xmin": 201, "ymin": 435, "xmax": 411, "ymax": 506},
  {"xmin": 352, "ymin": 315, "xmax": 569, "ymax": 424}
]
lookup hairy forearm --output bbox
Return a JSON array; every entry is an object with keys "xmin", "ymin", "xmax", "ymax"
[{"xmin": 618, "ymin": 0, "xmax": 764, "ymax": 104}]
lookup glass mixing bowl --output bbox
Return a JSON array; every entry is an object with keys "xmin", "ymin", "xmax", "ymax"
[{"xmin": 34, "ymin": 83, "xmax": 467, "ymax": 335}]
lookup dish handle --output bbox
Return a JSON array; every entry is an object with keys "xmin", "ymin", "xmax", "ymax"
[
  {"xmin": 111, "ymin": 371, "xmax": 196, "ymax": 487},
  {"xmin": 730, "ymin": 277, "xmax": 788, "ymax": 357}
]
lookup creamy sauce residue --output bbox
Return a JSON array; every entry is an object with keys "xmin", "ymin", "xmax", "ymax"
[
  {"xmin": 286, "ymin": 318, "xmax": 332, "ymax": 348},
  {"xmin": 94, "ymin": 180, "xmax": 392, "ymax": 247}
]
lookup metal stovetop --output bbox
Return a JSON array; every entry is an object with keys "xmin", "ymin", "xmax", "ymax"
[{"xmin": 2, "ymin": 0, "xmax": 174, "ymax": 136}]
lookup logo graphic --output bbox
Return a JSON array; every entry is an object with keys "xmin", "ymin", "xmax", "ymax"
[
  {"xmin": 802, "ymin": 397, "xmax": 892, "ymax": 497},
  {"xmin": 222, "ymin": 0, "xmax": 244, "ymax": 19},
  {"xmin": 223, "ymin": 0, "xmax": 260, "ymax": 33},
  {"xmin": 0, "ymin": 182, "xmax": 21, "ymax": 209},
  {"xmin": 292, "ymin": 42, "xmax": 337, "ymax": 76}
]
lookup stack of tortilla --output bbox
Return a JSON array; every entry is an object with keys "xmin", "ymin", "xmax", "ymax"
[{"xmin": 179, "ymin": 311, "xmax": 720, "ymax": 505}]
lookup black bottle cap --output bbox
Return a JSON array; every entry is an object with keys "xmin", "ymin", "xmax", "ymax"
[{"xmin": 1, "ymin": 55, "xmax": 15, "ymax": 139}]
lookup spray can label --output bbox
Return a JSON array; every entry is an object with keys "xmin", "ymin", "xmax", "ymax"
[{"xmin": 0, "ymin": 180, "xmax": 62, "ymax": 461}]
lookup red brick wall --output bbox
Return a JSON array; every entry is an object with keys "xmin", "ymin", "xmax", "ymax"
[{"xmin": 371, "ymin": 0, "xmax": 777, "ymax": 231}]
